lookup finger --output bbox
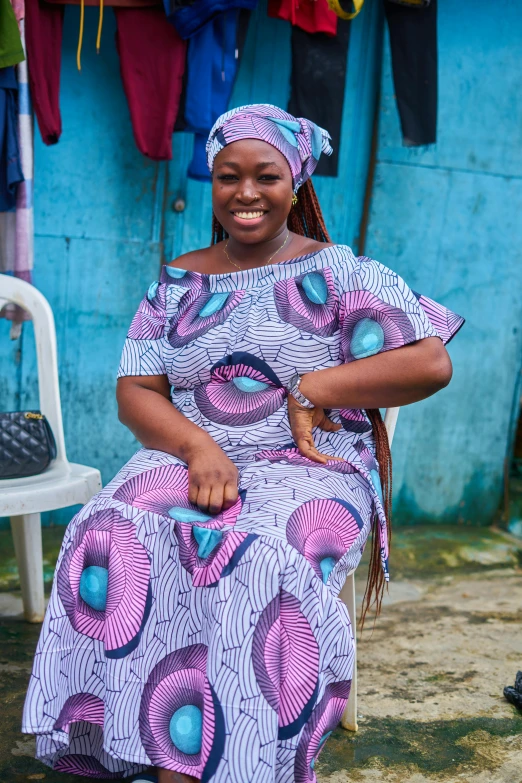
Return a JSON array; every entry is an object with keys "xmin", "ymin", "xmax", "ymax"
[
  {"xmin": 196, "ymin": 485, "xmax": 211, "ymax": 513},
  {"xmin": 296, "ymin": 436, "xmax": 328, "ymax": 464},
  {"xmin": 317, "ymin": 416, "xmax": 342, "ymax": 432},
  {"xmin": 222, "ymin": 480, "xmax": 239, "ymax": 510},
  {"xmin": 310, "ymin": 447, "xmax": 343, "ymax": 463},
  {"xmin": 208, "ymin": 483, "xmax": 225, "ymax": 516},
  {"xmin": 188, "ymin": 479, "xmax": 199, "ymax": 507}
]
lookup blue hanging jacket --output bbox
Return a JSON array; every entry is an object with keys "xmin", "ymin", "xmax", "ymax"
[
  {"xmin": 0, "ymin": 66, "xmax": 23, "ymax": 212},
  {"xmin": 164, "ymin": 0, "xmax": 257, "ymax": 40},
  {"xmin": 184, "ymin": 11, "xmax": 240, "ymax": 181}
]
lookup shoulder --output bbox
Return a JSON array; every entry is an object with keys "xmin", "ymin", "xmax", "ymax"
[
  {"xmin": 168, "ymin": 246, "xmax": 218, "ymax": 273},
  {"xmin": 295, "ymin": 238, "xmax": 335, "ymax": 255},
  {"xmin": 320, "ymin": 247, "xmax": 406, "ymax": 298},
  {"xmin": 316, "ymin": 243, "xmax": 358, "ymax": 277},
  {"xmin": 328, "ymin": 249, "xmax": 400, "ymax": 284}
]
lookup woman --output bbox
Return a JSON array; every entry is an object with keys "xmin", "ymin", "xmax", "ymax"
[{"xmin": 23, "ymin": 104, "xmax": 463, "ymax": 782}]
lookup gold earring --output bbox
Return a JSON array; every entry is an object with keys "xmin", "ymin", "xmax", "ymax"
[{"xmin": 292, "ymin": 194, "xmax": 298, "ymax": 206}]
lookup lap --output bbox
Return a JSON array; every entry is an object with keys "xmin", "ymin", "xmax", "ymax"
[{"xmin": 80, "ymin": 448, "xmax": 374, "ymax": 595}]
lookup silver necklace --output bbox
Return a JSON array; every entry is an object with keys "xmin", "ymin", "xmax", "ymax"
[{"xmin": 223, "ymin": 232, "xmax": 291, "ymax": 271}]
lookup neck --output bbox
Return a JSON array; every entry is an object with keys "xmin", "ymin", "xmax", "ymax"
[{"xmin": 226, "ymin": 225, "xmax": 290, "ymax": 266}]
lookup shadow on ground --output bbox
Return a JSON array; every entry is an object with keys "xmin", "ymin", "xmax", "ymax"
[{"xmin": 0, "ymin": 525, "xmax": 520, "ymax": 782}]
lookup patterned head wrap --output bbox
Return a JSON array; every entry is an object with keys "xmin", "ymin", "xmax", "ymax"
[{"xmin": 206, "ymin": 104, "xmax": 333, "ymax": 193}]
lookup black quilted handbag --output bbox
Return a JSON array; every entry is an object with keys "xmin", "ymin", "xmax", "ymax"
[{"xmin": 0, "ymin": 411, "xmax": 57, "ymax": 479}]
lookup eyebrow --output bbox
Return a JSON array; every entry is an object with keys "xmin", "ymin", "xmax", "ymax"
[{"xmin": 216, "ymin": 161, "xmax": 283, "ymax": 170}]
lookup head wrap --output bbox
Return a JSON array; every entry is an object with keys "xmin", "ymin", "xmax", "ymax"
[{"xmin": 206, "ymin": 104, "xmax": 333, "ymax": 193}]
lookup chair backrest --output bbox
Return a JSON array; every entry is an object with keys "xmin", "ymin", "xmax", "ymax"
[
  {"xmin": 383, "ymin": 407, "xmax": 400, "ymax": 447},
  {"xmin": 0, "ymin": 275, "xmax": 67, "ymax": 463}
]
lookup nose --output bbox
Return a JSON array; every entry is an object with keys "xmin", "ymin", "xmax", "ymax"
[{"xmin": 236, "ymin": 178, "xmax": 259, "ymax": 204}]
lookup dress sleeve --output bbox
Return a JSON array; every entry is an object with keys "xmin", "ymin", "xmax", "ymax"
[
  {"xmin": 117, "ymin": 281, "xmax": 168, "ymax": 378},
  {"xmin": 339, "ymin": 255, "xmax": 464, "ymax": 363}
]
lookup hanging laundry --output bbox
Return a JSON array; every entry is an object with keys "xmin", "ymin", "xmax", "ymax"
[
  {"xmin": 10, "ymin": 0, "xmax": 25, "ymax": 22},
  {"xmin": 44, "ymin": 0, "xmax": 163, "ymax": 72},
  {"xmin": 11, "ymin": 20, "xmax": 34, "ymax": 286},
  {"xmin": 0, "ymin": 68, "xmax": 23, "ymax": 212},
  {"xmin": 324, "ymin": 0, "xmax": 364, "ymax": 21},
  {"xmin": 0, "ymin": 17, "xmax": 34, "ymax": 331},
  {"xmin": 387, "ymin": 0, "xmax": 430, "ymax": 5},
  {"xmin": 173, "ymin": 7, "xmax": 250, "ymax": 135},
  {"xmin": 25, "ymin": 0, "xmax": 64, "ymax": 145},
  {"xmin": 287, "ymin": 19, "xmax": 350, "ymax": 177},
  {"xmin": 0, "ymin": 0, "xmax": 25, "ymax": 68},
  {"xmin": 48, "ymin": 0, "xmax": 160, "ymax": 5},
  {"xmin": 114, "ymin": 7, "xmax": 186, "ymax": 161},
  {"xmin": 24, "ymin": 1, "xmax": 185, "ymax": 160},
  {"xmin": 183, "ymin": 10, "xmax": 240, "ymax": 181},
  {"xmin": 268, "ymin": 0, "xmax": 338, "ymax": 37},
  {"xmin": 164, "ymin": 0, "xmax": 257, "ymax": 40},
  {"xmin": 384, "ymin": 0, "xmax": 437, "ymax": 146}
]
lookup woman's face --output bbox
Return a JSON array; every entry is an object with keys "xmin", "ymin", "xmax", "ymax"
[{"xmin": 212, "ymin": 139, "xmax": 294, "ymax": 244}]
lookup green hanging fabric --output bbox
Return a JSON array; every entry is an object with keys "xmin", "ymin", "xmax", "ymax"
[{"xmin": 0, "ymin": 0, "xmax": 25, "ymax": 69}]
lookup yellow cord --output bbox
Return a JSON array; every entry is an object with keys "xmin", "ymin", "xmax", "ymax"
[
  {"xmin": 326, "ymin": 0, "xmax": 364, "ymax": 20},
  {"xmin": 76, "ymin": 0, "xmax": 85, "ymax": 70},
  {"xmin": 96, "ymin": 0, "xmax": 104, "ymax": 53}
]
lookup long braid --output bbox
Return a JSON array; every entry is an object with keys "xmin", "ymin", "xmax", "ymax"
[
  {"xmin": 361, "ymin": 409, "xmax": 392, "ymax": 627},
  {"xmin": 212, "ymin": 212, "xmax": 228, "ymax": 245},
  {"xmin": 287, "ymin": 180, "xmax": 331, "ymax": 242},
  {"xmin": 211, "ymin": 177, "xmax": 392, "ymax": 626}
]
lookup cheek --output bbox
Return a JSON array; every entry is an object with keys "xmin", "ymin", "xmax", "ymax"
[
  {"xmin": 212, "ymin": 187, "xmax": 229, "ymax": 213},
  {"xmin": 271, "ymin": 190, "xmax": 293, "ymax": 215}
]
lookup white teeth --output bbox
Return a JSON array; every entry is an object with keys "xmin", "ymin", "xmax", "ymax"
[{"xmin": 235, "ymin": 211, "xmax": 264, "ymax": 220}]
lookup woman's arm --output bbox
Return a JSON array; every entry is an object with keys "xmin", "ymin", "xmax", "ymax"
[
  {"xmin": 117, "ymin": 376, "xmax": 239, "ymax": 513},
  {"xmin": 288, "ymin": 337, "xmax": 452, "ymax": 464},
  {"xmin": 299, "ymin": 336, "xmax": 452, "ymax": 409}
]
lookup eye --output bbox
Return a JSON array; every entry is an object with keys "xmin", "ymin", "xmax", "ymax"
[
  {"xmin": 216, "ymin": 174, "xmax": 238, "ymax": 181},
  {"xmin": 259, "ymin": 175, "xmax": 280, "ymax": 181}
]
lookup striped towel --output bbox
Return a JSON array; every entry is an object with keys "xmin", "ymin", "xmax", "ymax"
[{"xmin": 0, "ymin": 14, "xmax": 34, "ymax": 334}]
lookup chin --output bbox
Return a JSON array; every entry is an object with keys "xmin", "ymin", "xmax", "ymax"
[
  {"xmin": 231, "ymin": 222, "xmax": 288, "ymax": 245},
  {"xmin": 227, "ymin": 228, "xmax": 268, "ymax": 244}
]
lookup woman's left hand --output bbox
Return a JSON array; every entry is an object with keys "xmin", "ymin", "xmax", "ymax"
[{"xmin": 287, "ymin": 394, "xmax": 342, "ymax": 464}]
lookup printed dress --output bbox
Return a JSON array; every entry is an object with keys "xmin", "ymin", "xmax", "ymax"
[{"xmin": 22, "ymin": 245, "xmax": 463, "ymax": 781}]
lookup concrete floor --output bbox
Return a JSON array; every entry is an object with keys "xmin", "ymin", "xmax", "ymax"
[{"xmin": 0, "ymin": 525, "xmax": 521, "ymax": 782}]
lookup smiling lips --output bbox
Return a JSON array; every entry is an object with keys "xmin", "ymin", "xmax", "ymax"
[{"xmin": 232, "ymin": 210, "xmax": 267, "ymax": 221}]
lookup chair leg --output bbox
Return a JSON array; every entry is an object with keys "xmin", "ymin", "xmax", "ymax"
[
  {"xmin": 340, "ymin": 571, "xmax": 358, "ymax": 731},
  {"xmin": 10, "ymin": 513, "xmax": 45, "ymax": 623}
]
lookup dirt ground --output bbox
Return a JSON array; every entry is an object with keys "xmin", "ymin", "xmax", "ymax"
[
  {"xmin": 0, "ymin": 524, "xmax": 520, "ymax": 783},
  {"xmin": 317, "ymin": 527, "xmax": 522, "ymax": 783}
]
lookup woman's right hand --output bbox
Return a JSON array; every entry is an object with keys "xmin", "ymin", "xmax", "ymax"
[
  {"xmin": 117, "ymin": 377, "xmax": 239, "ymax": 515},
  {"xmin": 185, "ymin": 440, "xmax": 239, "ymax": 515}
]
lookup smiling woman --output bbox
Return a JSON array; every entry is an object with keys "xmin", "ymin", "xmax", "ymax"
[{"xmin": 23, "ymin": 104, "xmax": 463, "ymax": 783}]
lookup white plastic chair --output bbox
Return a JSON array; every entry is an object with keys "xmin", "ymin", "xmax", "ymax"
[
  {"xmin": 340, "ymin": 406, "xmax": 400, "ymax": 732},
  {"xmin": 0, "ymin": 275, "xmax": 102, "ymax": 622}
]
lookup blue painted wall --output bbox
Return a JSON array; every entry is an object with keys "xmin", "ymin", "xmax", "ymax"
[
  {"xmin": 1, "ymin": 0, "xmax": 519, "ymax": 527},
  {"xmin": 365, "ymin": 0, "xmax": 522, "ymax": 524},
  {"xmin": 0, "ymin": 0, "xmax": 383, "ymax": 524}
]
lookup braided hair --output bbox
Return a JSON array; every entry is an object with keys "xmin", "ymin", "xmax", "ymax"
[{"xmin": 211, "ymin": 177, "xmax": 392, "ymax": 627}]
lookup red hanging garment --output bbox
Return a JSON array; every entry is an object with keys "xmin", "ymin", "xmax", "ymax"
[
  {"xmin": 268, "ymin": 0, "xmax": 338, "ymax": 37},
  {"xmin": 114, "ymin": 7, "xmax": 186, "ymax": 161},
  {"xmin": 24, "ymin": 1, "xmax": 186, "ymax": 160},
  {"xmin": 25, "ymin": 0, "xmax": 64, "ymax": 145}
]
